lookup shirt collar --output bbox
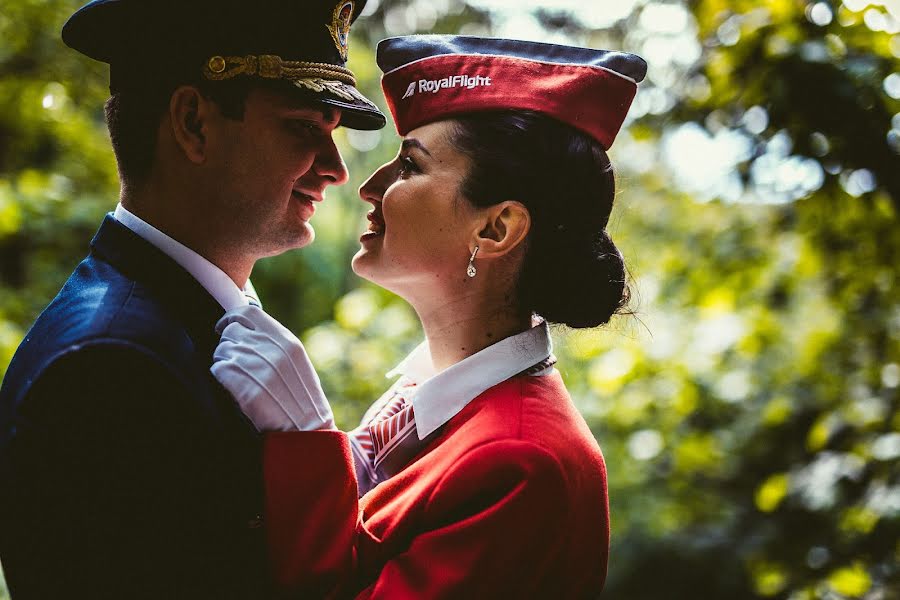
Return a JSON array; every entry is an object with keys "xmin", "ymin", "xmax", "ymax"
[
  {"xmin": 113, "ymin": 203, "xmax": 256, "ymax": 310},
  {"xmin": 387, "ymin": 320, "xmax": 553, "ymax": 440}
]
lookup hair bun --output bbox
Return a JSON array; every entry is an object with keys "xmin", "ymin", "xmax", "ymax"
[{"xmin": 520, "ymin": 230, "xmax": 628, "ymax": 329}]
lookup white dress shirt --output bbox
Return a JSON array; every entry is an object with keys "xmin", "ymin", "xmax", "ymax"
[
  {"xmin": 360, "ymin": 320, "xmax": 555, "ymax": 441},
  {"xmin": 113, "ymin": 203, "xmax": 258, "ymax": 310}
]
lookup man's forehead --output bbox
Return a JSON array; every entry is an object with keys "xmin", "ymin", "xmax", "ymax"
[
  {"xmin": 284, "ymin": 103, "xmax": 341, "ymax": 124},
  {"xmin": 255, "ymin": 87, "xmax": 341, "ymax": 123}
]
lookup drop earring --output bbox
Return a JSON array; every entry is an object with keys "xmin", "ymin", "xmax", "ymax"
[{"xmin": 466, "ymin": 246, "xmax": 479, "ymax": 278}]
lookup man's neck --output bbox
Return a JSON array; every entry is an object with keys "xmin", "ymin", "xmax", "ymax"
[{"xmin": 120, "ymin": 193, "xmax": 254, "ymax": 288}]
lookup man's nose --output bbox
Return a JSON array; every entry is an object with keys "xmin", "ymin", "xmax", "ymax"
[{"xmin": 313, "ymin": 136, "xmax": 350, "ymax": 186}]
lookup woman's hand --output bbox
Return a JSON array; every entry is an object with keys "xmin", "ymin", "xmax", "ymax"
[{"xmin": 211, "ymin": 305, "xmax": 335, "ymax": 432}]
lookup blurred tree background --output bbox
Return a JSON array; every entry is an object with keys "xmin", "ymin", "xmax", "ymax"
[{"xmin": 1, "ymin": 0, "xmax": 898, "ymax": 598}]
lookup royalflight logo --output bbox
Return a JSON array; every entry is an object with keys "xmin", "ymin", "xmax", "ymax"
[
  {"xmin": 402, "ymin": 74, "xmax": 492, "ymax": 99},
  {"xmin": 401, "ymin": 81, "xmax": 417, "ymax": 99}
]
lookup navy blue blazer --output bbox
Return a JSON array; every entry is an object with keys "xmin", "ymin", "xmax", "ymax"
[{"xmin": 0, "ymin": 215, "xmax": 269, "ymax": 599}]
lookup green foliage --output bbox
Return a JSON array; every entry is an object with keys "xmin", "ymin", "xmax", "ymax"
[{"xmin": 1, "ymin": 1, "xmax": 898, "ymax": 598}]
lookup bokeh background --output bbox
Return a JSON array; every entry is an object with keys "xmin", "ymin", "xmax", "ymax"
[{"xmin": 1, "ymin": 0, "xmax": 899, "ymax": 598}]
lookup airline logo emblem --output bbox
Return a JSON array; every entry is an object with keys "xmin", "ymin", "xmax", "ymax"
[
  {"xmin": 401, "ymin": 74, "xmax": 492, "ymax": 99},
  {"xmin": 401, "ymin": 81, "xmax": 417, "ymax": 99}
]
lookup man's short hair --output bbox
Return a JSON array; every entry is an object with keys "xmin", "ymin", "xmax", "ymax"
[{"xmin": 104, "ymin": 78, "xmax": 264, "ymax": 189}]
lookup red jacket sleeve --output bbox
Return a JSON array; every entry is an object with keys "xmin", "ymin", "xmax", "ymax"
[
  {"xmin": 356, "ymin": 440, "xmax": 570, "ymax": 599},
  {"xmin": 264, "ymin": 435, "xmax": 573, "ymax": 599},
  {"xmin": 263, "ymin": 431, "xmax": 358, "ymax": 597}
]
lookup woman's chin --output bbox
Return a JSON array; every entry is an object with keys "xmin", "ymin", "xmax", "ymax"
[
  {"xmin": 352, "ymin": 252, "xmax": 404, "ymax": 294},
  {"xmin": 351, "ymin": 251, "xmax": 379, "ymax": 282}
]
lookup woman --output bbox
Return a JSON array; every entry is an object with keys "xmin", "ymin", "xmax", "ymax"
[{"xmin": 213, "ymin": 35, "xmax": 646, "ymax": 598}]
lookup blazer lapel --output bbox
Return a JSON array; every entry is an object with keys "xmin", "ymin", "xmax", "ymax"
[{"xmin": 89, "ymin": 214, "xmax": 225, "ymax": 359}]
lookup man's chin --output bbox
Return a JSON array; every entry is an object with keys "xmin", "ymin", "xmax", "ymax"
[
  {"xmin": 296, "ymin": 223, "xmax": 315, "ymax": 248},
  {"xmin": 256, "ymin": 226, "xmax": 315, "ymax": 259},
  {"xmin": 286, "ymin": 221, "xmax": 316, "ymax": 249}
]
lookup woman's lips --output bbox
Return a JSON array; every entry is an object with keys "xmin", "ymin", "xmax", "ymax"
[{"xmin": 361, "ymin": 207, "xmax": 385, "ymax": 241}]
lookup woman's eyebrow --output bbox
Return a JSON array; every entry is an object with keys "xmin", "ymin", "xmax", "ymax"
[{"xmin": 401, "ymin": 138, "xmax": 432, "ymax": 157}]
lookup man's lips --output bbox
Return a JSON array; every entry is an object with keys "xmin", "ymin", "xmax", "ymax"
[
  {"xmin": 292, "ymin": 189, "xmax": 322, "ymax": 220},
  {"xmin": 291, "ymin": 188, "xmax": 325, "ymax": 202},
  {"xmin": 292, "ymin": 189, "xmax": 322, "ymax": 203}
]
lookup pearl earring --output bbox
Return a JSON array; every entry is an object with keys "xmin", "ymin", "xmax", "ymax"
[{"xmin": 466, "ymin": 246, "xmax": 479, "ymax": 278}]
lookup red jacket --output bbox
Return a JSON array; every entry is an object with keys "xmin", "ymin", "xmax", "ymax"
[{"xmin": 263, "ymin": 371, "xmax": 609, "ymax": 598}]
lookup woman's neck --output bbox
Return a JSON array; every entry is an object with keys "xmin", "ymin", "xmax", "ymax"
[{"xmin": 411, "ymin": 289, "xmax": 532, "ymax": 373}]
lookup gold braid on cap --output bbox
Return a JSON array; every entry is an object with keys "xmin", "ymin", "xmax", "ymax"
[{"xmin": 202, "ymin": 54, "xmax": 357, "ymax": 101}]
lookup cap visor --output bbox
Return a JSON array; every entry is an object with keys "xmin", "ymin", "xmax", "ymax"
[{"xmin": 289, "ymin": 79, "xmax": 386, "ymax": 130}]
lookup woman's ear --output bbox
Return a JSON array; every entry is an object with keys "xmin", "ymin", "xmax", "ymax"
[
  {"xmin": 169, "ymin": 85, "xmax": 213, "ymax": 164},
  {"xmin": 473, "ymin": 201, "xmax": 531, "ymax": 258}
]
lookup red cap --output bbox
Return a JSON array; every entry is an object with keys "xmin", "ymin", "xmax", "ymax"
[{"xmin": 377, "ymin": 36, "xmax": 647, "ymax": 149}]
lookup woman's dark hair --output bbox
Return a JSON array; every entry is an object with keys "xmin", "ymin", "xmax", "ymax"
[{"xmin": 450, "ymin": 110, "xmax": 629, "ymax": 329}]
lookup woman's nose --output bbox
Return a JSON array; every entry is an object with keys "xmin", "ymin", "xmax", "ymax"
[{"xmin": 358, "ymin": 162, "xmax": 392, "ymax": 205}]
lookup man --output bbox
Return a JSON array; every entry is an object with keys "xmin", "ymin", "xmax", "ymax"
[{"xmin": 0, "ymin": 0, "xmax": 384, "ymax": 598}]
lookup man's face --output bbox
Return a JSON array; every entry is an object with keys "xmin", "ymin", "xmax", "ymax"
[{"xmin": 205, "ymin": 87, "xmax": 349, "ymax": 260}]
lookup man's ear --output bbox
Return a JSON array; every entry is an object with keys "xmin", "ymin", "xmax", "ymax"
[
  {"xmin": 169, "ymin": 86, "xmax": 213, "ymax": 164},
  {"xmin": 472, "ymin": 201, "xmax": 531, "ymax": 258}
]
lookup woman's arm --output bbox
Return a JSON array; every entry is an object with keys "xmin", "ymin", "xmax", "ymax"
[
  {"xmin": 263, "ymin": 435, "xmax": 573, "ymax": 599},
  {"xmin": 355, "ymin": 439, "xmax": 571, "ymax": 599},
  {"xmin": 263, "ymin": 431, "xmax": 360, "ymax": 597},
  {"xmin": 210, "ymin": 306, "xmax": 361, "ymax": 593}
]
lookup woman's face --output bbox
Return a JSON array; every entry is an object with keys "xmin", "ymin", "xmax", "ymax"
[{"xmin": 352, "ymin": 120, "xmax": 480, "ymax": 296}]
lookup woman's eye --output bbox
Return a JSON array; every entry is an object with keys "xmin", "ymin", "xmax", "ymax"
[{"xmin": 398, "ymin": 156, "xmax": 419, "ymax": 177}]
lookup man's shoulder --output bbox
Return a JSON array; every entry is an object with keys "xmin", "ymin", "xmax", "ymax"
[
  {"xmin": 44, "ymin": 255, "xmax": 190, "ymax": 350},
  {"xmin": 3, "ymin": 254, "xmax": 197, "ymax": 395}
]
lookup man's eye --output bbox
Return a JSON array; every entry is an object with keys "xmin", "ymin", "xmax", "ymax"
[{"xmin": 289, "ymin": 121, "xmax": 320, "ymax": 137}]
